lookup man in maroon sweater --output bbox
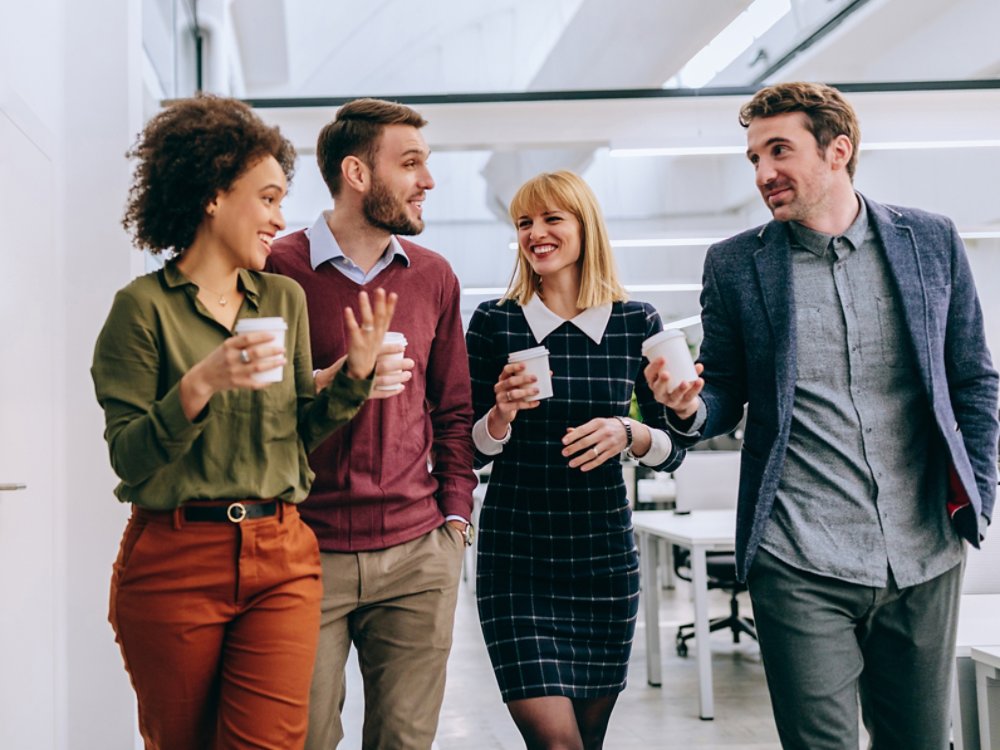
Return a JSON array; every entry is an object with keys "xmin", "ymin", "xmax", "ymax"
[{"xmin": 267, "ymin": 98, "xmax": 476, "ymax": 750}]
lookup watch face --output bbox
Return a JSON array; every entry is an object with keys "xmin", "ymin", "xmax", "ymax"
[{"xmin": 464, "ymin": 524, "xmax": 476, "ymax": 546}]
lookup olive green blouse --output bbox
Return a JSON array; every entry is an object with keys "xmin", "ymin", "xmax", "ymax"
[{"xmin": 91, "ymin": 262, "xmax": 372, "ymax": 510}]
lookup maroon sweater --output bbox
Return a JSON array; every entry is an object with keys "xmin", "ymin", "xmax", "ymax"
[{"xmin": 268, "ymin": 230, "xmax": 476, "ymax": 552}]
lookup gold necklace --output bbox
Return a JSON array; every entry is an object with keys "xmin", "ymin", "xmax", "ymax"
[{"xmin": 191, "ymin": 277, "xmax": 234, "ymax": 306}]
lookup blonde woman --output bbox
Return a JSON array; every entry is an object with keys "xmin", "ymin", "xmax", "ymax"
[{"xmin": 466, "ymin": 170, "xmax": 685, "ymax": 749}]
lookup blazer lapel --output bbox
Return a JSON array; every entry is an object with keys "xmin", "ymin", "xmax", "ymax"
[
  {"xmin": 865, "ymin": 197, "xmax": 932, "ymax": 380},
  {"xmin": 753, "ymin": 222, "xmax": 796, "ymax": 406}
]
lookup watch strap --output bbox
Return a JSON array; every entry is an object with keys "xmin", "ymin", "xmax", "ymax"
[{"xmin": 614, "ymin": 416, "xmax": 634, "ymax": 457}]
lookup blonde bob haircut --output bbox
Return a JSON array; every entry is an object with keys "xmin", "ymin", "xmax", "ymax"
[{"xmin": 502, "ymin": 170, "xmax": 627, "ymax": 308}]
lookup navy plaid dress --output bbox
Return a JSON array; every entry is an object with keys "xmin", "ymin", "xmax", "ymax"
[{"xmin": 466, "ymin": 299, "xmax": 684, "ymax": 701}]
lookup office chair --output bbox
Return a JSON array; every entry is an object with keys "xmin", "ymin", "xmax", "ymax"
[
  {"xmin": 669, "ymin": 451, "xmax": 756, "ymax": 657},
  {"xmin": 672, "ymin": 547, "xmax": 756, "ymax": 656}
]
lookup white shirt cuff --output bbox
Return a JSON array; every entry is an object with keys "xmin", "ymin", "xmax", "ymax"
[
  {"xmin": 666, "ymin": 397, "xmax": 707, "ymax": 436},
  {"xmin": 473, "ymin": 411, "xmax": 511, "ymax": 455},
  {"xmin": 444, "ymin": 514, "xmax": 470, "ymax": 525},
  {"xmin": 636, "ymin": 428, "xmax": 673, "ymax": 466}
]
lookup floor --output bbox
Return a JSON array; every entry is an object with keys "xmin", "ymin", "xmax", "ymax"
[{"xmin": 339, "ymin": 571, "xmax": 784, "ymax": 749}]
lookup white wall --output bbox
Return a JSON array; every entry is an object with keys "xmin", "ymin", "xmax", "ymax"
[
  {"xmin": 61, "ymin": 2, "xmax": 146, "ymax": 747},
  {"xmin": 1, "ymin": 1, "xmax": 145, "ymax": 748}
]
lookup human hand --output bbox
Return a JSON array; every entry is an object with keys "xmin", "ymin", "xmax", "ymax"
[
  {"xmin": 370, "ymin": 341, "xmax": 414, "ymax": 398},
  {"xmin": 562, "ymin": 417, "xmax": 627, "ymax": 472},
  {"xmin": 314, "ymin": 355, "xmax": 347, "ymax": 393},
  {"xmin": 180, "ymin": 331, "xmax": 285, "ymax": 419},
  {"xmin": 343, "ymin": 289, "xmax": 397, "ymax": 380},
  {"xmin": 485, "ymin": 362, "xmax": 541, "ymax": 439},
  {"xmin": 644, "ymin": 357, "xmax": 704, "ymax": 419}
]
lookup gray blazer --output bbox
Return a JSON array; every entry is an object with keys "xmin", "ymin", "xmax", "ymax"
[{"xmin": 684, "ymin": 194, "xmax": 998, "ymax": 580}]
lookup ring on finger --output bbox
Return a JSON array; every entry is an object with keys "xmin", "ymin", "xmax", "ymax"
[
  {"xmin": 362, "ymin": 324, "xmax": 375, "ymax": 332},
  {"xmin": 592, "ymin": 446, "xmax": 600, "ymax": 457},
  {"xmin": 239, "ymin": 349, "xmax": 251, "ymax": 365},
  {"xmin": 506, "ymin": 390, "xmax": 513, "ymax": 402}
]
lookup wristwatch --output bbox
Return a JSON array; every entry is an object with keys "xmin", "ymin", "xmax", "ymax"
[
  {"xmin": 460, "ymin": 522, "xmax": 476, "ymax": 547},
  {"xmin": 614, "ymin": 416, "xmax": 637, "ymax": 461}
]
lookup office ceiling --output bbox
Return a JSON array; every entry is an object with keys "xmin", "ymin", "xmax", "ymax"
[{"xmin": 218, "ymin": 0, "xmax": 1000, "ymax": 325}]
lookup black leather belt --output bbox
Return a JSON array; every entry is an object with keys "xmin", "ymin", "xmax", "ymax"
[{"xmin": 183, "ymin": 501, "xmax": 278, "ymax": 523}]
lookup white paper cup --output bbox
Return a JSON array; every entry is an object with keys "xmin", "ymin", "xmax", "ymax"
[
  {"xmin": 507, "ymin": 346, "xmax": 553, "ymax": 401},
  {"xmin": 376, "ymin": 331, "xmax": 408, "ymax": 391},
  {"xmin": 642, "ymin": 329, "xmax": 697, "ymax": 393},
  {"xmin": 234, "ymin": 317, "xmax": 287, "ymax": 383}
]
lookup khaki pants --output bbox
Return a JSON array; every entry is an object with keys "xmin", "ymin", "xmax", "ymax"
[
  {"xmin": 306, "ymin": 525, "xmax": 465, "ymax": 750},
  {"xmin": 110, "ymin": 502, "xmax": 322, "ymax": 750}
]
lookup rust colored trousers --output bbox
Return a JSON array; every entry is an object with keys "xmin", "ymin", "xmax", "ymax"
[{"xmin": 109, "ymin": 501, "xmax": 322, "ymax": 750}]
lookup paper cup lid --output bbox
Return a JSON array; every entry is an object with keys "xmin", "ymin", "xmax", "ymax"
[
  {"xmin": 235, "ymin": 317, "xmax": 287, "ymax": 332},
  {"xmin": 642, "ymin": 329, "xmax": 684, "ymax": 353},
  {"xmin": 383, "ymin": 331, "xmax": 407, "ymax": 344},
  {"xmin": 507, "ymin": 346, "xmax": 549, "ymax": 363}
]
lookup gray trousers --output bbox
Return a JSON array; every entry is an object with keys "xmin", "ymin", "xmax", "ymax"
[{"xmin": 747, "ymin": 547, "xmax": 963, "ymax": 750}]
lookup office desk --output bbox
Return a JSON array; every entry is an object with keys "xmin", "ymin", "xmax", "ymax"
[
  {"xmin": 953, "ymin": 594, "xmax": 1000, "ymax": 750},
  {"xmin": 633, "ymin": 509, "xmax": 738, "ymax": 720},
  {"xmin": 973, "ymin": 645, "xmax": 1000, "ymax": 750}
]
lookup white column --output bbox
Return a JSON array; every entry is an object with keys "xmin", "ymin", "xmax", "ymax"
[{"xmin": 60, "ymin": 1, "xmax": 144, "ymax": 747}]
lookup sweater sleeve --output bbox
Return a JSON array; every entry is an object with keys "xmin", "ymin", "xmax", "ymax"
[{"xmin": 423, "ymin": 269, "xmax": 477, "ymax": 519}]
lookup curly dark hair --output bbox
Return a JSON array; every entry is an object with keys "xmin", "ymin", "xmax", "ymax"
[
  {"xmin": 739, "ymin": 81, "xmax": 861, "ymax": 179},
  {"xmin": 317, "ymin": 98, "xmax": 426, "ymax": 198},
  {"xmin": 122, "ymin": 94, "xmax": 296, "ymax": 255}
]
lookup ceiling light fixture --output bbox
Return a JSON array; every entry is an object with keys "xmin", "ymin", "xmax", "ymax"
[
  {"xmin": 507, "ymin": 238, "xmax": 723, "ymax": 251},
  {"xmin": 610, "ymin": 139, "xmax": 1000, "ymax": 158},
  {"xmin": 462, "ymin": 283, "xmax": 702, "ymax": 297}
]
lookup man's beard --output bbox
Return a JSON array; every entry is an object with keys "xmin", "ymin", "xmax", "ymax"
[{"xmin": 363, "ymin": 176, "xmax": 424, "ymax": 235}]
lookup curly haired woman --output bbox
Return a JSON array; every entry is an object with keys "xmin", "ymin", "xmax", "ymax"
[{"xmin": 91, "ymin": 94, "xmax": 395, "ymax": 750}]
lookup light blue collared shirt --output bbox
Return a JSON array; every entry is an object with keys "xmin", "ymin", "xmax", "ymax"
[{"xmin": 306, "ymin": 211, "xmax": 410, "ymax": 282}]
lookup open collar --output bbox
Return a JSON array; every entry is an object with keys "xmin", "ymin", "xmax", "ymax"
[{"xmin": 307, "ymin": 210, "xmax": 409, "ymax": 271}]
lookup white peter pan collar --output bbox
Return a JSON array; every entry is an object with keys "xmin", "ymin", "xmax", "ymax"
[{"xmin": 521, "ymin": 295, "xmax": 612, "ymax": 345}]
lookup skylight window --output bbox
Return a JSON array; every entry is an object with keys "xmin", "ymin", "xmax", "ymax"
[{"xmin": 665, "ymin": 0, "xmax": 791, "ymax": 88}]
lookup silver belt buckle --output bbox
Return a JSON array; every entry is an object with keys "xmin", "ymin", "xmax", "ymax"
[{"xmin": 226, "ymin": 502, "xmax": 248, "ymax": 523}]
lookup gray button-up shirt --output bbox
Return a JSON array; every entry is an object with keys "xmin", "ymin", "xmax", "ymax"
[{"xmin": 760, "ymin": 197, "xmax": 963, "ymax": 587}]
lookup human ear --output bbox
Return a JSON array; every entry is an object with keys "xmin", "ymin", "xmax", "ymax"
[
  {"xmin": 342, "ymin": 155, "xmax": 369, "ymax": 192},
  {"xmin": 829, "ymin": 134, "xmax": 853, "ymax": 171}
]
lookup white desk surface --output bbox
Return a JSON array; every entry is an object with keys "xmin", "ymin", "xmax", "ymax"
[{"xmin": 632, "ymin": 509, "xmax": 737, "ymax": 548}]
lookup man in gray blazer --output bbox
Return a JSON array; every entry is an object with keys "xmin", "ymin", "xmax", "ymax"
[{"xmin": 646, "ymin": 81, "xmax": 998, "ymax": 749}]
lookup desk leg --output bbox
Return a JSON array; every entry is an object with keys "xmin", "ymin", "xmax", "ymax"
[
  {"xmin": 976, "ymin": 660, "xmax": 1000, "ymax": 750},
  {"xmin": 640, "ymin": 531, "xmax": 662, "ymax": 687},
  {"xmin": 691, "ymin": 546, "xmax": 714, "ymax": 720},
  {"xmin": 660, "ymin": 539, "xmax": 675, "ymax": 589}
]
